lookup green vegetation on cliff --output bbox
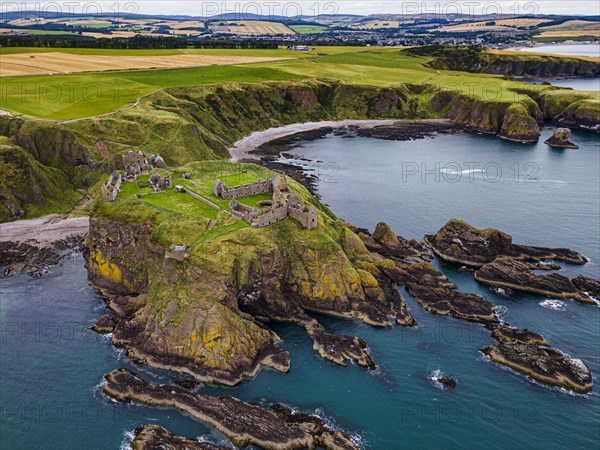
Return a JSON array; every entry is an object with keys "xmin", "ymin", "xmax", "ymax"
[
  {"xmin": 0, "ymin": 137, "xmax": 82, "ymax": 221},
  {"xmin": 0, "ymin": 46, "xmax": 598, "ymax": 221}
]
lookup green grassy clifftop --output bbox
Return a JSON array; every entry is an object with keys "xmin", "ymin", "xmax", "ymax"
[
  {"xmin": 87, "ymin": 161, "xmax": 409, "ymax": 384},
  {"xmin": 0, "ymin": 71, "xmax": 598, "ymax": 221}
]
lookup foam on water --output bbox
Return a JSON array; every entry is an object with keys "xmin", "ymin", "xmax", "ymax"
[
  {"xmin": 428, "ymin": 369, "xmax": 455, "ymax": 390},
  {"xmin": 494, "ymin": 305, "xmax": 509, "ymax": 324},
  {"xmin": 439, "ymin": 168, "xmax": 484, "ymax": 175},
  {"xmin": 119, "ymin": 431, "xmax": 134, "ymax": 450},
  {"xmin": 539, "ymin": 299, "xmax": 567, "ymax": 311}
]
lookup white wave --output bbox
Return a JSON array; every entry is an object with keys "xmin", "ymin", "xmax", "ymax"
[
  {"xmin": 539, "ymin": 299, "xmax": 567, "ymax": 311},
  {"xmin": 301, "ymin": 407, "xmax": 367, "ymax": 449},
  {"xmin": 197, "ymin": 435, "xmax": 236, "ymax": 448},
  {"xmin": 494, "ymin": 305, "xmax": 509, "ymax": 324},
  {"xmin": 428, "ymin": 369, "xmax": 455, "ymax": 390},
  {"xmin": 581, "ymin": 292, "xmax": 600, "ymax": 306},
  {"xmin": 440, "ymin": 168, "xmax": 484, "ymax": 176},
  {"xmin": 119, "ymin": 431, "xmax": 134, "ymax": 450},
  {"xmin": 92, "ymin": 378, "xmax": 107, "ymax": 396}
]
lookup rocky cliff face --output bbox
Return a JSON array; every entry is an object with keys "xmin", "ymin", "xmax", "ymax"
[
  {"xmin": 406, "ymin": 45, "xmax": 600, "ymax": 78},
  {"xmin": 0, "ymin": 139, "xmax": 82, "ymax": 221},
  {"xmin": 86, "ymin": 188, "xmax": 417, "ymax": 384},
  {"xmin": 1, "ymin": 78, "xmax": 598, "ymax": 222}
]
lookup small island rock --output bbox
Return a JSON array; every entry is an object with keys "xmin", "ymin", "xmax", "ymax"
[{"xmin": 544, "ymin": 128, "xmax": 579, "ymax": 149}]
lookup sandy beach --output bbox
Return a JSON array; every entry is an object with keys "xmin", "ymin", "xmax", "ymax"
[
  {"xmin": 0, "ymin": 214, "xmax": 89, "ymax": 246},
  {"xmin": 229, "ymin": 119, "xmax": 402, "ymax": 162}
]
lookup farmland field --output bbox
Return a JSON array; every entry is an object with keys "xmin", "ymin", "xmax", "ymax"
[
  {"xmin": 289, "ymin": 25, "xmax": 328, "ymax": 34},
  {"xmin": 349, "ymin": 20, "xmax": 411, "ymax": 29},
  {"xmin": 438, "ymin": 18, "xmax": 552, "ymax": 32},
  {"xmin": 536, "ymin": 29, "xmax": 600, "ymax": 38},
  {"xmin": 0, "ymin": 47, "xmax": 597, "ymax": 120},
  {"xmin": 208, "ymin": 20, "xmax": 295, "ymax": 35},
  {"xmin": 0, "ymin": 52, "xmax": 290, "ymax": 76}
]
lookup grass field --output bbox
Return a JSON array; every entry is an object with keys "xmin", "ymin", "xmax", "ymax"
[
  {"xmin": 0, "ymin": 47, "xmax": 596, "ymax": 119},
  {"xmin": 0, "ymin": 65, "xmax": 305, "ymax": 119},
  {"xmin": 0, "ymin": 52, "xmax": 291, "ymax": 76},
  {"xmin": 289, "ymin": 25, "xmax": 329, "ymax": 34}
]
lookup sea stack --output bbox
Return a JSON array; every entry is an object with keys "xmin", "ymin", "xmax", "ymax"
[{"xmin": 544, "ymin": 128, "xmax": 579, "ymax": 149}]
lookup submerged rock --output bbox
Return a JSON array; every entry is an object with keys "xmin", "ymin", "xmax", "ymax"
[
  {"xmin": 130, "ymin": 424, "xmax": 226, "ymax": 450},
  {"xmin": 482, "ymin": 325, "xmax": 593, "ymax": 394},
  {"xmin": 426, "ymin": 219, "xmax": 587, "ymax": 266},
  {"xmin": 437, "ymin": 377, "xmax": 457, "ymax": 389},
  {"xmin": 475, "ymin": 257, "xmax": 597, "ymax": 305},
  {"xmin": 104, "ymin": 369, "xmax": 358, "ymax": 450},
  {"xmin": 544, "ymin": 128, "xmax": 579, "ymax": 149}
]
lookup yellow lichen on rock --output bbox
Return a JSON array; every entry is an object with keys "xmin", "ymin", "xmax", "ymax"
[{"xmin": 93, "ymin": 248, "xmax": 123, "ymax": 284}]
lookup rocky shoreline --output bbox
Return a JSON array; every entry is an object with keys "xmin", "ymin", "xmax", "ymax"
[
  {"xmin": 426, "ymin": 219, "xmax": 598, "ymax": 305},
  {"xmin": 104, "ymin": 368, "xmax": 358, "ymax": 450},
  {"xmin": 237, "ymin": 120, "xmax": 467, "ymax": 198},
  {"xmin": 482, "ymin": 325, "xmax": 593, "ymax": 394},
  {"xmin": 0, "ymin": 214, "xmax": 88, "ymax": 276}
]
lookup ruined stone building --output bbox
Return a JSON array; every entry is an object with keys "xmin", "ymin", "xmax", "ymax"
[
  {"xmin": 213, "ymin": 178, "xmax": 273, "ymax": 199},
  {"xmin": 149, "ymin": 170, "xmax": 172, "ymax": 191},
  {"xmin": 101, "ymin": 171, "xmax": 122, "ymax": 202},
  {"xmin": 215, "ymin": 174, "xmax": 318, "ymax": 229},
  {"xmin": 122, "ymin": 150, "xmax": 150, "ymax": 181}
]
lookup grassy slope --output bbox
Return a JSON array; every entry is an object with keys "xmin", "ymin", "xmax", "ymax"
[
  {"xmin": 0, "ymin": 137, "xmax": 82, "ymax": 220},
  {"xmin": 2, "ymin": 47, "xmax": 596, "ymax": 120},
  {"xmin": 0, "ymin": 47, "xmax": 598, "ymax": 220}
]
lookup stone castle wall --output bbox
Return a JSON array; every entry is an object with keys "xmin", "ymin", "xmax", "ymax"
[
  {"xmin": 288, "ymin": 205, "xmax": 318, "ymax": 230},
  {"xmin": 219, "ymin": 175, "xmax": 318, "ymax": 230},
  {"xmin": 214, "ymin": 179, "xmax": 272, "ymax": 199},
  {"xmin": 101, "ymin": 171, "xmax": 122, "ymax": 202},
  {"xmin": 250, "ymin": 203, "xmax": 289, "ymax": 227}
]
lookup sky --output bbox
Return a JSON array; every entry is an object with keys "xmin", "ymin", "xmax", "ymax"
[{"xmin": 8, "ymin": 1, "xmax": 600, "ymax": 18}]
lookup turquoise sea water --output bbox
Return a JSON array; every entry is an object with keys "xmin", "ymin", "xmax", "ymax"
[
  {"xmin": 509, "ymin": 44, "xmax": 600, "ymax": 58},
  {"xmin": 1, "ymin": 128, "xmax": 599, "ymax": 449}
]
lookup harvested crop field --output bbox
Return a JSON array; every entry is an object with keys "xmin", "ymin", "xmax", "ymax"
[
  {"xmin": 438, "ymin": 18, "xmax": 552, "ymax": 32},
  {"xmin": 0, "ymin": 52, "xmax": 290, "ymax": 77},
  {"xmin": 208, "ymin": 20, "xmax": 295, "ymax": 35}
]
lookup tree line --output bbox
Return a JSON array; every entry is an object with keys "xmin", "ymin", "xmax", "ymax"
[{"xmin": 0, "ymin": 34, "xmax": 279, "ymax": 49}]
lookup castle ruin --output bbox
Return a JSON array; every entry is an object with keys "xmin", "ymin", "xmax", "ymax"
[
  {"xmin": 122, "ymin": 150, "xmax": 150, "ymax": 181},
  {"xmin": 149, "ymin": 170, "xmax": 172, "ymax": 191},
  {"xmin": 101, "ymin": 171, "xmax": 122, "ymax": 202},
  {"xmin": 214, "ymin": 174, "xmax": 318, "ymax": 229}
]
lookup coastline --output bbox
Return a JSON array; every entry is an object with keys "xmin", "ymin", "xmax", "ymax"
[
  {"xmin": 0, "ymin": 214, "xmax": 89, "ymax": 246},
  {"xmin": 229, "ymin": 119, "xmax": 420, "ymax": 162},
  {"xmin": 0, "ymin": 214, "xmax": 89, "ymax": 276},
  {"xmin": 229, "ymin": 119, "xmax": 463, "ymax": 197}
]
